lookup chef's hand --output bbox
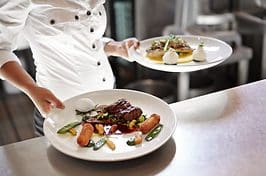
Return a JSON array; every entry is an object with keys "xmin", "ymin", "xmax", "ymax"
[
  {"xmin": 26, "ymin": 86, "xmax": 65, "ymax": 117},
  {"xmin": 104, "ymin": 37, "xmax": 140, "ymax": 61},
  {"xmin": 0, "ymin": 61, "xmax": 65, "ymax": 117}
]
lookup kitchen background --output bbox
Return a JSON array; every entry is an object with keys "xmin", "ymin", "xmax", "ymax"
[{"xmin": 0, "ymin": 0, "xmax": 265, "ymax": 145}]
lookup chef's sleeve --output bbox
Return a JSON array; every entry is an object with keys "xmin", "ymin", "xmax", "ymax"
[
  {"xmin": 0, "ymin": 0, "xmax": 30, "ymax": 69},
  {"xmin": 101, "ymin": 37, "xmax": 114, "ymax": 47}
]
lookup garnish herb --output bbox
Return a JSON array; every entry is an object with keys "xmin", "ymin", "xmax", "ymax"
[
  {"xmin": 199, "ymin": 42, "xmax": 204, "ymax": 47},
  {"xmin": 138, "ymin": 114, "xmax": 146, "ymax": 123},
  {"xmin": 163, "ymin": 34, "xmax": 175, "ymax": 52},
  {"xmin": 126, "ymin": 137, "xmax": 136, "ymax": 146}
]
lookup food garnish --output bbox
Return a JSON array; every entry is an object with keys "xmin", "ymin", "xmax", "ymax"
[
  {"xmin": 140, "ymin": 114, "xmax": 160, "ymax": 134},
  {"xmin": 126, "ymin": 137, "xmax": 137, "ymax": 146},
  {"xmin": 193, "ymin": 42, "xmax": 206, "ymax": 62},
  {"xmin": 106, "ymin": 139, "xmax": 116, "ymax": 150},
  {"xmin": 57, "ymin": 121, "xmax": 81, "ymax": 134},
  {"xmin": 93, "ymin": 137, "xmax": 107, "ymax": 151},
  {"xmin": 77, "ymin": 123, "xmax": 94, "ymax": 147},
  {"xmin": 145, "ymin": 124, "xmax": 163, "ymax": 141},
  {"xmin": 75, "ymin": 98, "xmax": 95, "ymax": 112},
  {"xmin": 126, "ymin": 133, "xmax": 143, "ymax": 146},
  {"xmin": 162, "ymin": 48, "xmax": 179, "ymax": 65},
  {"xmin": 68, "ymin": 128, "xmax": 77, "ymax": 136},
  {"xmin": 86, "ymin": 140, "xmax": 95, "ymax": 148}
]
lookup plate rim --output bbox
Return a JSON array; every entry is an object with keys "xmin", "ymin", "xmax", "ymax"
[{"xmin": 44, "ymin": 89, "xmax": 177, "ymax": 162}]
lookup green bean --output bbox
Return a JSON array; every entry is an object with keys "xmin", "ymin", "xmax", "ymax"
[
  {"xmin": 86, "ymin": 140, "xmax": 95, "ymax": 148},
  {"xmin": 93, "ymin": 137, "xmax": 106, "ymax": 150},
  {"xmin": 126, "ymin": 137, "xmax": 136, "ymax": 146},
  {"xmin": 57, "ymin": 121, "xmax": 81, "ymax": 134},
  {"xmin": 145, "ymin": 124, "xmax": 163, "ymax": 141}
]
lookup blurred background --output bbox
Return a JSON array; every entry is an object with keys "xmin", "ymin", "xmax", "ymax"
[{"xmin": 0, "ymin": 0, "xmax": 265, "ymax": 145}]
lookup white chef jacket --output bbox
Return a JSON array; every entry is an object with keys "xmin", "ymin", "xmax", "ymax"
[{"xmin": 0, "ymin": 0, "xmax": 115, "ymax": 101}]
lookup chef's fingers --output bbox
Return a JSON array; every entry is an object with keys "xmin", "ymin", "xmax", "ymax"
[
  {"xmin": 124, "ymin": 38, "xmax": 139, "ymax": 50},
  {"xmin": 42, "ymin": 101, "xmax": 53, "ymax": 114},
  {"xmin": 130, "ymin": 38, "xmax": 140, "ymax": 49},
  {"xmin": 131, "ymin": 39, "xmax": 140, "ymax": 49},
  {"xmin": 36, "ymin": 101, "xmax": 52, "ymax": 118},
  {"xmin": 134, "ymin": 40, "xmax": 140, "ymax": 49},
  {"xmin": 46, "ymin": 95, "xmax": 65, "ymax": 109}
]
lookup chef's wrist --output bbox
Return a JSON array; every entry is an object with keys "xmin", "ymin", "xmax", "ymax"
[
  {"xmin": 104, "ymin": 41, "xmax": 122, "ymax": 57},
  {"xmin": 22, "ymin": 82, "xmax": 39, "ymax": 96}
]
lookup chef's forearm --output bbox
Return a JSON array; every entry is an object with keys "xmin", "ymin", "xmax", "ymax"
[{"xmin": 0, "ymin": 61, "xmax": 37, "ymax": 95}]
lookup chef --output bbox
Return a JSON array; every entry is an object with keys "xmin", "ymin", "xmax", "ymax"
[{"xmin": 0, "ymin": 0, "xmax": 139, "ymax": 136}]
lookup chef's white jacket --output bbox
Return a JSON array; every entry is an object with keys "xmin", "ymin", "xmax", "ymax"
[{"xmin": 0, "ymin": 0, "xmax": 115, "ymax": 101}]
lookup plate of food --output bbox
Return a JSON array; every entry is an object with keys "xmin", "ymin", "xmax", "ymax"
[
  {"xmin": 43, "ymin": 89, "xmax": 176, "ymax": 162},
  {"xmin": 128, "ymin": 35, "xmax": 232, "ymax": 72}
]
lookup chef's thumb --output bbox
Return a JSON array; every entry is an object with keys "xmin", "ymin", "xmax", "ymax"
[{"xmin": 134, "ymin": 41, "xmax": 140, "ymax": 49}]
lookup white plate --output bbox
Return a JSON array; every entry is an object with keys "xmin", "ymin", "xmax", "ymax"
[
  {"xmin": 129, "ymin": 35, "xmax": 232, "ymax": 72},
  {"xmin": 44, "ymin": 89, "xmax": 176, "ymax": 162}
]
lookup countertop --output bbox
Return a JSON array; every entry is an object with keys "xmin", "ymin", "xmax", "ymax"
[{"xmin": 1, "ymin": 80, "xmax": 266, "ymax": 176}]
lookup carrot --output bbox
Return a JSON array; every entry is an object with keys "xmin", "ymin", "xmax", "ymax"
[
  {"xmin": 95, "ymin": 124, "xmax": 104, "ymax": 135},
  {"xmin": 108, "ymin": 124, "xmax": 118, "ymax": 134},
  {"xmin": 77, "ymin": 123, "xmax": 94, "ymax": 147},
  {"xmin": 139, "ymin": 114, "xmax": 160, "ymax": 134}
]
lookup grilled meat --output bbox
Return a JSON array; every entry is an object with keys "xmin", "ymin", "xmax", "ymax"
[{"xmin": 104, "ymin": 99, "xmax": 142, "ymax": 121}]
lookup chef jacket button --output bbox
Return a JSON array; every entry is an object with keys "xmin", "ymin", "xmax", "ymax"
[
  {"xmin": 99, "ymin": 11, "xmax": 102, "ymax": 16},
  {"xmin": 87, "ymin": 10, "xmax": 91, "ymax": 16},
  {"xmin": 102, "ymin": 78, "xmax": 106, "ymax": 82},
  {"xmin": 75, "ymin": 15, "xmax": 79, "ymax": 20},
  {"xmin": 50, "ymin": 19, "xmax": 55, "ymax": 25},
  {"xmin": 92, "ymin": 44, "xmax": 96, "ymax": 49},
  {"xmin": 97, "ymin": 61, "xmax": 101, "ymax": 66},
  {"xmin": 90, "ymin": 28, "xmax": 94, "ymax": 33}
]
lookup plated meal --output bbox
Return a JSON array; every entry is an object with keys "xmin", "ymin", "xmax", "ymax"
[
  {"xmin": 128, "ymin": 35, "xmax": 232, "ymax": 72},
  {"xmin": 146, "ymin": 35, "xmax": 206, "ymax": 64},
  {"xmin": 43, "ymin": 89, "xmax": 176, "ymax": 161},
  {"xmin": 57, "ymin": 98, "xmax": 163, "ymax": 151}
]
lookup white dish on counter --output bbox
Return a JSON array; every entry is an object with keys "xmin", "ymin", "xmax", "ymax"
[{"xmin": 44, "ymin": 89, "xmax": 176, "ymax": 162}]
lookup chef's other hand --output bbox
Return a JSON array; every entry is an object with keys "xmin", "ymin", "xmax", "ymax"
[
  {"xmin": 119, "ymin": 37, "xmax": 140, "ymax": 59},
  {"xmin": 26, "ymin": 86, "xmax": 65, "ymax": 117},
  {"xmin": 104, "ymin": 37, "xmax": 140, "ymax": 61}
]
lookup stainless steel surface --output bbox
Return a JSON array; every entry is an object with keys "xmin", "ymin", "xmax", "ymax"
[{"xmin": 1, "ymin": 80, "xmax": 266, "ymax": 176}]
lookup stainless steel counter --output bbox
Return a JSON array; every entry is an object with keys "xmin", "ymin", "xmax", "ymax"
[{"xmin": 1, "ymin": 80, "xmax": 266, "ymax": 176}]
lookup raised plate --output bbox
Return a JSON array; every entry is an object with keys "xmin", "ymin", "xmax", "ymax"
[{"xmin": 129, "ymin": 35, "xmax": 232, "ymax": 72}]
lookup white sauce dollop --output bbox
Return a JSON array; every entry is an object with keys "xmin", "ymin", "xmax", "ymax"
[
  {"xmin": 193, "ymin": 44, "xmax": 206, "ymax": 62},
  {"xmin": 75, "ymin": 98, "xmax": 95, "ymax": 112},
  {"xmin": 162, "ymin": 48, "xmax": 179, "ymax": 65}
]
